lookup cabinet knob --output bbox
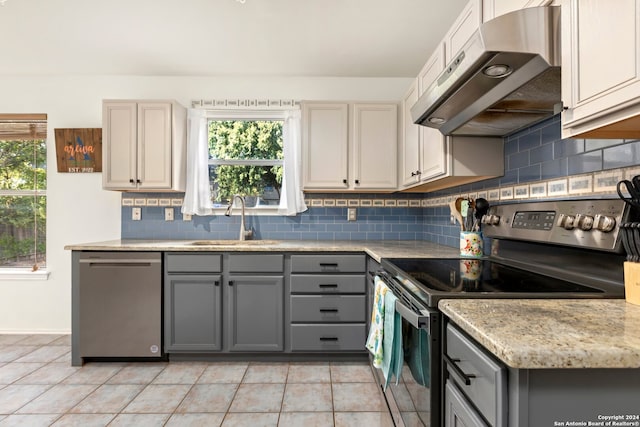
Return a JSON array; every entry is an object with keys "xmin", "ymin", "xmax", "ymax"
[
  {"xmin": 136, "ymin": 179, "xmax": 141, "ymax": 184},
  {"xmin": 129, "ymin": 179, "xmax": 135, "ymax": 184},
  {"xmin": 214, "ymin": 280, "xmax": 220, "ymax": 287},
  {"xmin": 342, "ymin": 179, "xmax": 347, "ymax": 184},
  {"xmin": 355, "ymin": 179, "xmax": 360, "ymax": 185},
  {"xmin": 228, "ymin": 280, "xmax": 234, "ymax": 286}
]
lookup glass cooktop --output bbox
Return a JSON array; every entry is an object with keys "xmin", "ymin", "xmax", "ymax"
[{"xmin": 381, "ymin": 258, "xmax": 604, "ymax": 303}]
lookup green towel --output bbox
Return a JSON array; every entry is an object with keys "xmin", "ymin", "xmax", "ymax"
[{"xmin": 382, "ymin": 290, "xmax": 403, "ymax": 390}]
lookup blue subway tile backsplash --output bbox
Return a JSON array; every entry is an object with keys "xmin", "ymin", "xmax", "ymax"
[{"xmin": 121, "ymin": 114, "xmax": 639, "ymax": 249}]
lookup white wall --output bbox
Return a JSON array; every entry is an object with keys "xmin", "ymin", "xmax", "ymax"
[{"xmin": 0, "ymin": 75, "xmax": 412, "ymax": 333}]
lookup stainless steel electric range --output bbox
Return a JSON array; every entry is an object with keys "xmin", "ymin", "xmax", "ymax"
[{"xmin": 372, "ymin": 199, "xmax": 630, "ymax": 427}]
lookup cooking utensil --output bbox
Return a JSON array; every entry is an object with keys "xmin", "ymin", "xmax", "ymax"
[
  {"xmin": 450, "ymin": 199, "xmax": 465, "ymax": 231},
  {"xmin": 617, "ymin": 178, "xmax": 640, "ymax": 208},
  {"xmin": 621, "ymin": 223, "xmax": 634, "ymax": 262},
  {"xmin": 473, "ymin": 198, "xmax": 490, "ymax": 231}
]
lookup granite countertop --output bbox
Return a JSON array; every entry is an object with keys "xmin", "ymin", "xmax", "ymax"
[
  {"xmin": 439, "ymin": 299, "xmax": 640, "ymax": 369},
  {"xmin": 64, "ymin": 239, "xmax": 460, "ymax": 262}
]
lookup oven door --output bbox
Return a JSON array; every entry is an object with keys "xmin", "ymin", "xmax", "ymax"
[{"xmin": 371, "ymin": 272, "xmax": 441, "ymax": 427}]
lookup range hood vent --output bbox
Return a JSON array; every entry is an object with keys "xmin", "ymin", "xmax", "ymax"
[{"xmin": 411, "ymin": 6, "xmax": 561, "ymax": 137}]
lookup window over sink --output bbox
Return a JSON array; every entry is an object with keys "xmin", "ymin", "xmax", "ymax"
[{"xmin": 208, "ymin": 113, "xmax": 283, "ymax": 209}]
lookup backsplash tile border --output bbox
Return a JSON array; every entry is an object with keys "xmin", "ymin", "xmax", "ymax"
[{"xmin": 120, "ymin": 166, "xmax": 636, "ymax": 211}]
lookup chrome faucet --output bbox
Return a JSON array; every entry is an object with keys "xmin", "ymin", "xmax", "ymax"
[{"xmin": 224, "ymin": 195, "xmax": 253, "ymax": 241}]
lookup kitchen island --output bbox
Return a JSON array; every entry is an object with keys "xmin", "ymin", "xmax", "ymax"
[{"xmin": 439, "ymin": 299, "xmax": 640, "ymax": 426}]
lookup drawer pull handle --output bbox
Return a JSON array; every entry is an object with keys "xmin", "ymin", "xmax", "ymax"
[
  {"xmin": 319, "ymin": 308, "xmax": 339, "ymax": 313},
  {"xmin": 319, "ymin": 263, "xmax": 338, "ymax": 267},
  {"xmin": 319, "ymin": 284, "xmax": 338, "ymax": 288},
  {"xmin": 319, "ymin": 336, "xmax": 339, "ymax": 341},
  {"xmin": 444, "ymin": 354, "xmax": 476, "ymax": 386}
]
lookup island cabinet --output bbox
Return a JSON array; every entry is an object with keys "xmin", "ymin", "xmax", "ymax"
[
  {"xmin": 226, "ymin": 254, "xmax": 284, "ymax": 352},
  {"xmin": 561, "ymin": 0, "xmax": 640, "ymax": 138},
  {"xmin": 164, "ymin": 253, "xmax": 223, "ymax": 352},
  {"xmin": 444, "ymin": 321, "xmax": 640, "ymax": 427},
  {"xmin": 289, "ymin": 254, "xmax": 367, "ymax": 352},
  {"xmin": 102, "ymin": 100, "xmax": 186, "ymax": 191}
]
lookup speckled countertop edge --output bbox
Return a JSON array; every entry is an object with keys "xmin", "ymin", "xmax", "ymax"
[
  {"xmin": 63, "ymin": 239, "xmax": 461, "ymax": 262},
  {"xmin": 439, "ymin": 299, "xmax": 640, "ymax": 369}
]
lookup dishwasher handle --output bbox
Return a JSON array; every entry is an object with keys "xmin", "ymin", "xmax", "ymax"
[{"xmin": 79, "ymin": 259, "xmax": 161, "ymax": 266}]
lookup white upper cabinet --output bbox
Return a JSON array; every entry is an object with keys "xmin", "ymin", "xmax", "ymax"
[
  {"xmin": 482, "ymin": 0, "xmax": 552, "ymax": 21},
  {"xmin": 302, "ymin": 102, "xmax": 398, "ymax": 192},
  {"xmin": 352, "ymin": 103, "xmax": 398, "ymax": 190},
  {"xmin": 102, "ymin": 100, "xmax": 186, "ymax": 191},
  {"xmin": 561, "ymin": 0, "xmax": 640, "ymax": 138},
  {"xmin": 301, "ymin": 103, "xmax": 349, "ymax": 190},
  {"xmin": 401, "ymin": 44, "xmax": 448, "ymax": 188},
  {"xmin": 444, "ymin": 0, "xmax": 483, "ymax": 63},
  {"xmin": 400, "ymin": 80, "xmax": 421, "ymax": 187}
]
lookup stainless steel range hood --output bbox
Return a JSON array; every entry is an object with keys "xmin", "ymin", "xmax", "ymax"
[{"xmin": 411, "ymin": 6, "xmax": 561, "ymax": 137}]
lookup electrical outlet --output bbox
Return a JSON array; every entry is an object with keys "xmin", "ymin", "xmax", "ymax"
[
  {"xmin": 347, "ymin": 208, "xmax": 357, "ymax": 221},
  {"xmin": 132, "ymin": 207, "xmax": 141, "ymax": 221},
  {"xmin": 183, "ymin": 213, "xmax": 192, "ymax": 221},
  {"xmin": 165, "ymin": 207, "xmax": 174, "ymax": 221}
]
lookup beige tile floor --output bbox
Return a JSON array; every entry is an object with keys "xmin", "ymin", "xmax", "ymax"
[{"xmin": 0, "ymin": 335, "xmax": 393, "ymax": 427}]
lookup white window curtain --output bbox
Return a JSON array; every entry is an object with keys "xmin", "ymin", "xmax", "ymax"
[
  {"xmin": 182, "ymin": 109, "xmax": 213, "ymax": 216},
  {"xmin": 182, "ymin": 107, "xmax": 307, "ymax": 216},
  {"xmin": 278, "ymin": 109, "xmax": 308, "ymax": 216}
]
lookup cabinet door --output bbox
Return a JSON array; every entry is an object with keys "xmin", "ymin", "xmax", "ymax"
[
  {"xmin": 227, "ymin": 275, "xmax": 284, "ymax": 352},
  {"xmin": 418, "ymin": 46, "xmax": 448, "ymax": 182},
  {"xmin": 302, "ymin": 103, "xmax": 349, "ymax": 189},
  {"xmin": 164, "ymin": 274, "xmax": 222, "ymax": 352},
  {"xmin": 102, "ymin": 101, "xmax": 137, "ymax": 190},
  {"xmin": 562, "ymin": 0, "xmax": 640, "ymax": 138},
  {"xmin": 401, "ymin": 80, "xmax": 421, "ymax": 187},
  {"xmin": 445, "ymin": 381, "xmax": 489, "ymax": 427},
  {"xmin": 352, "ymin": 103, "xmax": 398, "ymax": 190},
  {"xmin": 137, "ymin": 102, "xmax": 173, "ymax": 190},
  {"xmin": 445, "ymin": 0, "xmax": 482, "ymax": 64}
]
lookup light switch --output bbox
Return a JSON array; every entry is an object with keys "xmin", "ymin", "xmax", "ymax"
[
  {"xmin": 132, "ymin": 207, "xmax": 141, "ymax": 221},
  {"xmin": 165, "ymin": 207, "xmax": 174, "ymax": 221},
  {"xmin": 347, "ymin": 208, "xmax": 357, "ymax": 221}
]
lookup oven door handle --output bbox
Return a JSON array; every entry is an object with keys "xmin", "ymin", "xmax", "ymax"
[{"xmin": 394, "ymin": 300, "xmax": 437, "ymax": 331}]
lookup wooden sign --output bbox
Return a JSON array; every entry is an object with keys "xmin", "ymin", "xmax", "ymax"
[{"xmin": 55, "ymin": 128, "xmax": 102, "ymax": 173}]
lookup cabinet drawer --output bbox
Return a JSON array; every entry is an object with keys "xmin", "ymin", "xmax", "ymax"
[
  {"xmin": 228, "ymin": 254, "xmax": 284, "ymax": 272},
  {"xmin": 290, "ymin": 295, "xmax": 366, "ymax": 322},
  {"xmin": 290, "ymin": 275, "xmax": 365, "ymax": 294},
  {"xmin": 166, "ymin": 253, "xmax": 221, "ymax": 273},
  {"xmin": 290, "ymin": 254, "xmax": 365, "ymax": 273},
  {"xmin": 445, "ymin": 324, "xmax": 507, "ymax": 427},
  {"xmin": 290, "ymin": 324, "xmax": 366, "ymax": 351}
]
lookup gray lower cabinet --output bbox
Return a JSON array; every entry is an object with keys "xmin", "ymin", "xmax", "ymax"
[
  {"xmin": 290, "ymin": 254, "xmax": 367, "ymax": 352},
  {"xmin": 164, "ymin": 253, "xmax": 223, "ymax": 352},
  {"xmin": 227, "ymin": 275, "xmax": 284, "ymax": 352},
  {"xmin": 164, "ymin": 274, "xmax": 222, "ymax": 351},
  {"xmin": 445, "ymin": 380, "xmax": 489, "ymax": 427}
]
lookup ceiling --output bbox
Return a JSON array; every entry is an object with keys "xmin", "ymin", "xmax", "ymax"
[{"xmin": 0, "ymin": 0, "xmax": 468, "ymax": 78}]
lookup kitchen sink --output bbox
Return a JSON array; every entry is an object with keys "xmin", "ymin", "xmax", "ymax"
[{"xmin": 188, "ymin": 240, "xmax": 279, "ymax": 246}]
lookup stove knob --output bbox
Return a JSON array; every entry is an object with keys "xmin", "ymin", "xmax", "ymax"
[
  {"xmin": 483, "ymin": 214, "xmax": 500, "ymax": 225},
  {"xmin": 593, "ymin": 214, "xmax": 616, "ymax": 232},
  {"xmin": 575, "ymin": 214, "xmax": 594, "ymax": 231},
  {"xmin": 557, "ymin": 214, "xmax": 576, "ymax": 230}
]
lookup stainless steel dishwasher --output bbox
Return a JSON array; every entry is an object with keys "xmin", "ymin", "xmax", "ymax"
[{"xmin": 77, "ymin": 252, "xmax": 162, "ymax": 362}]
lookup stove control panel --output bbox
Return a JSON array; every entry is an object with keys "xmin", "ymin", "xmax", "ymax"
[{"xmin": 483, "ymin": 199, "xmax": 628, "ymax": 252}]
